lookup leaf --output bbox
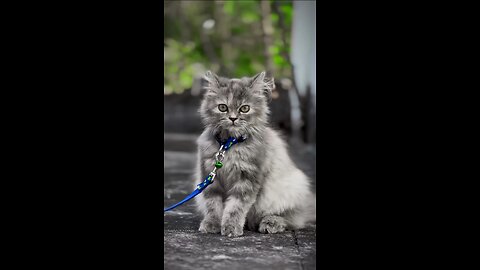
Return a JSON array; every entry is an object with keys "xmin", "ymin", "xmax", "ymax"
[
  {"xmin": 223, "ymin": 1, "xmax": 235, "ymax": 15},
  {"xmin": 270, "ymin": 13, "xmax": 279, "ymax": 23},
  {"xmin": 280, "ymin": 4, "xmax": 293, "ymax": 25},
  {"xmin": 241, "ymin": 12, "xmax": 259, "ymax": 24},
  {"xmin": 268, "ymin": 45, "xmax": 280, "ymax": 55},
  {"xmin": 273, "ymin": 55, "xmax": 286, "ymax": 66}
]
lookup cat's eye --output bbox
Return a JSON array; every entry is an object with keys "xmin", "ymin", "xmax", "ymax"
[
  {"xmin": 239, "ymin": 105, "xmax": 250, "ymax": 113},
  {"xmin": 218, "ymin": 104, "xmax": 228, "ymax": 112}
]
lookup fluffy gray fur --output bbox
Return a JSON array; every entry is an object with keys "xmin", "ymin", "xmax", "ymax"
[{"xmin": 194, "ymin": 71, "xmax": 316, "ymax": 237}]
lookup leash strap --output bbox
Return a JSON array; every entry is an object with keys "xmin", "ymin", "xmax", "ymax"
[{"xmin": 164, "ymin": 135, "xmax": 246, "ymax": 212}]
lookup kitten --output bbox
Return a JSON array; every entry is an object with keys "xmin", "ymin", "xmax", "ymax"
[{"xmin": 194, "ymin": 71, "xmax": 316, "ymax": 237}]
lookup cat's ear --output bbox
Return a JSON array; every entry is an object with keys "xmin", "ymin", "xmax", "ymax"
[
  {"xmin": 250, "ymin": 71, "xmax": 275, "ymax": 101},
  {"xmin": 203, "ymin": 70, "xmax": 221, "ymax": 92}
]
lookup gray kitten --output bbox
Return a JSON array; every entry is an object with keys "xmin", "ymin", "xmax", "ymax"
[{"xmin": 194, "ymin": 71, "xmax": 316, "ymax": 237}]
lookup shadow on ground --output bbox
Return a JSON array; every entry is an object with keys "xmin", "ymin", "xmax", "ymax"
[{"xmin": 164, "ymin": 133, "xmax": 316, "ymax": 270}]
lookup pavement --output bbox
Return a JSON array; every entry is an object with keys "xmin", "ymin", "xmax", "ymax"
[{"xmin": 164, "ymin": 133, "xmax": 316, "ymax": 270}]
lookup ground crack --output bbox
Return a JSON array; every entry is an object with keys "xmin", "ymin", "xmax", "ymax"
[{"xmin": 292, "ymin": 230, "xmax": 305, "ymax": 270}]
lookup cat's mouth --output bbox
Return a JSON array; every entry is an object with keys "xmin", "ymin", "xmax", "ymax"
[{"xmin": 227, "ymin": 123, "xmax": 242, "ymax": 131}]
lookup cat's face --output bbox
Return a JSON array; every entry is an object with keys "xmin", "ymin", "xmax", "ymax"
[{"xmin": 200, "ymin": 71, "xmax": 274, "ymax": 137}]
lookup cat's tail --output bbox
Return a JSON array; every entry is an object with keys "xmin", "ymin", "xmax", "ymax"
[{"xmin": 285, "ymin": 192, "xmax": 316, "ymax": 230}]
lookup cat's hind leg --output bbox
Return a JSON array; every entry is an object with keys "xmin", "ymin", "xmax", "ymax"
[{"xmin": 258, "ymin": 215, "xmax": 287, "ymax": 234}]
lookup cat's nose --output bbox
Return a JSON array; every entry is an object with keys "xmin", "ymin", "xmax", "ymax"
[{"xmin": 229, "ymin": 117, "xmax": 238, "ymax": 122}]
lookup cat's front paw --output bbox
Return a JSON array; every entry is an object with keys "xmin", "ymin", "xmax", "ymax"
[
  {"xmin": 199, "ymin": 218, "xmax": 221, "ymax": 234},
  {"xmin": 221, "ymin": 221, "xmax": 243, "ymax": 237}
]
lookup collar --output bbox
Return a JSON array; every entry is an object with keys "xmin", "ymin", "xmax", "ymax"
[{"xmin": 215, "ymin": 134, "xmax": 247, "ymax": 150}]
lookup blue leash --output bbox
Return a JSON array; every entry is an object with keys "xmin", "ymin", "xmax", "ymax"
[{"xmin": 164, "ymin": 135, "xmax": 246, "ymax": 212}]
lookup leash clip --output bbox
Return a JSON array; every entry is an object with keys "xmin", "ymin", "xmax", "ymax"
[
  {"xmin": 208, "ymin": 172, "xmax": 216, "ymax": 182},
  {"xmin": 215, "ymin": 145, "xmax": 226, "ymax": 162},
  {"xmin": 215, "ymin": 151, "xmax": 225, "ymax": 162}
]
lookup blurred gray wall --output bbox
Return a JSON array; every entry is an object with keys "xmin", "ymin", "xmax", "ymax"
[{"xmin": 291, "ymin": 1, "xmax": 316, "ymax": 143}]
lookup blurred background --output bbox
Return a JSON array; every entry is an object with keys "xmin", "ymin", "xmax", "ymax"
[
  {"xmin": 164, "ymin": 0, "xmax": 316, "ymax": 144},
  {"xmin": 164, "ymin": 2, "xmax": 317, "ymax": 269}
]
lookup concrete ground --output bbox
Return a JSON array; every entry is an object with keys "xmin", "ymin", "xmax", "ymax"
[{"xmin": 164, "ymin": 133, "xmax": 316, "ymax": 270}]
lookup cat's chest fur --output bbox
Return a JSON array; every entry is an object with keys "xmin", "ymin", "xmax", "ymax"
[{"xmin": 201, "ymin": 139, "xmax": 265, "ymax": 190}]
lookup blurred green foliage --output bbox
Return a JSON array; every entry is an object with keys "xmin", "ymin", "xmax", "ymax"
[{"xmin": 164, "ymin": 0, "xmax": 293, "ymax": 94}]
